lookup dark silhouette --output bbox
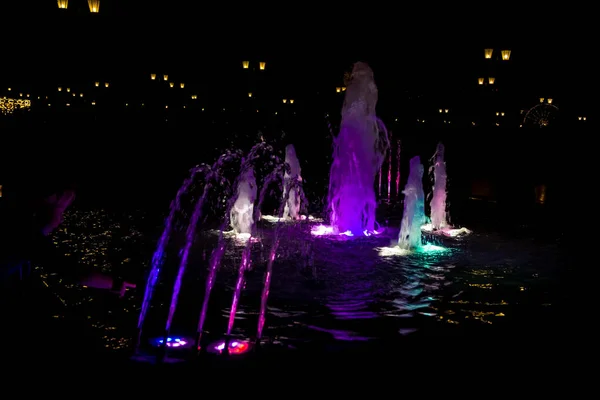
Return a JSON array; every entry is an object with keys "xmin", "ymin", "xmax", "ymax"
[{"xmin": 0, "ymin": 180, "xmax": 135, "ymax": 361}]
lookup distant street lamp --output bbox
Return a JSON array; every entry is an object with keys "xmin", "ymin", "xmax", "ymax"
[
  {"xmin": 57, "ymin": 0, "xmax": 68, "ymax": 9},
  {"xmin": 88, "ymin": 0, "xmax": 100, "ymax": 13}
]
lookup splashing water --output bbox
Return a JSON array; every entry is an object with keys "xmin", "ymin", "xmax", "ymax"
[
  {"xmin": 328, "ymin": 62, "xmax": 389, "ymax": 235},
  {"xmin": 421, "ymin": 144, "xmax": 471, "ymax": 238},
  {"xmin": 283, "ymin": 144, "xmax": 303, "ymax": 220},
  {"xmin": 430, "ymin": 142, "xmax": 448, "ymax": 230},
  {"xmin": 226, "ymin": 161, "xmax": 287, "ymax": 336},
  {"xmin": 136, "ymin": 164, "xmax": 211, "ymax": 351},
  {"xmin": 398, "ymin": 156, "xmax": 425, "ymax": 250},
  {"xmin": 230, "ymin": 167, "xmax": 257, "ymax": 235},
  {"xmin": 164, "ymin": 152, "xmax": 241, "ymax": 336},
  {"xmin": 195, "ymin": 142, "xmax": 278, "ymax": 347},
  {"xmin": 256, "ymin": 174, "xmax": 295, "ymax": 339}
]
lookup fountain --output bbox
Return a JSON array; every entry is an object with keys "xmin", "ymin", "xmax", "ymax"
[
  {"xmin": 230, "ymin": 167, "xmax": 257, "ymax": 235},
  {"xmin": 282, "ymin": 144, "xmax": 303, "ymax": 220},
  {"xmin": 398, "ymin": 156, "xmax": 425, "ymax": 250},
  {"xmin": 421, "ymin": 143, "xmax": 471, "ymax": 237},
  {"xmin": 131, "ymin": 134, "xmax": 467, "ymax": 364},
  {"xmin": 326, "ymin": 61, "xmax": 389, "ymax": 236}
]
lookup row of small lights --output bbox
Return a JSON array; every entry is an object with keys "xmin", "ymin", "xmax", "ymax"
[
  {"xmin": 0, "ymin": 88, "xmax": 581, "ymax": 117},
  {"xmin": 57, "ymin": 1, "xmax": 100, "ymax": 13},
  {"xmin": 0, "ymin": 97, "xmax": 588, "ymax": 122},
  {"xmin": 5, "ymin": 85, "xmax": 297, "ymax": 106}
]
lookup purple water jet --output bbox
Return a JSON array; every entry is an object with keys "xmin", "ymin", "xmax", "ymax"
[
  {"xmin": 135, "ymin": 164, "xmax": 211, "ymax": 352},
  {"xmin": 398, "ymin": 156, "xmax": 425, "ymax": 250},
  {"xmin": 327, "ymin": 62, "xmax": 389, "ymax": 235},
  {"xmin": 257, "ymin": 237, "xmax": 279, "ymax": 339},
  {"xmin": 164, "ymin": 152, "xmax": 241, "ymax": 336},
  {"xmin": 226, "ymin": 242, "xmax": 253, "ymax": 335},
  {"xmin": 387, "ymin": 133, "xmax": 392, "ymax": 201},
  {"xmin": 256, "ymin": 173, "xmax": 297, "ymax": 340},
  {"xmin": 226, "ymin": 163, "xmax": 287, "ymax": 336},
  {"xmin": 378, "ymin": 167, "xmax": 383, "ymax": 198},
  {"xmin": 195, "ymin": 142, "xmax": 279, "ymax": 348}
]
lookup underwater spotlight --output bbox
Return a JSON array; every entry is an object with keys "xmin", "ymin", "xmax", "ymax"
[
  {"xmin": 206, "ymin": 339, "xmax": 251, "ymax": 355},
  {"xmin": 153, "ymin": 336, "xmax": 192, "ymax": 349}
]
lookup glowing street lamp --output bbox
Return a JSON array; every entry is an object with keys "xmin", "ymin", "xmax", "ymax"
[{"xmin": 88, "ymin": 0, "xmax": 100, "ymax": 13}]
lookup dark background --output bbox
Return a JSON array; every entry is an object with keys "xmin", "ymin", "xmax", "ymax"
[{"xmin": 1, "ymin": 1, "xmax": 593, "ymax": 217}]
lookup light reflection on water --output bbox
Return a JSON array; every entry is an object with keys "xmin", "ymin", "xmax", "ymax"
[
  {"xmin": 51, "ymin": 209, "xmax": 564, "ymax": 351},
  {"xmin": 207, "ymin": 222, "xmax": 561, "ymax": 343}
]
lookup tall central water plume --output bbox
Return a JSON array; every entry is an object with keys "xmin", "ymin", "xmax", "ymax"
[
  {"xmin": 327, "ymin": 62, "xmax": 389, "ymax": 235},
  {"xmin": 429, "ymin": 142, "xmax": 448, "ymax": 230},
  {"xmin": 398, "ymin": 156, "xmax": 425, "ymax": 250}
]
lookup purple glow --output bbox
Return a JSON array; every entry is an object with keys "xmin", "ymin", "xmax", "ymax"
[
  {"xmin": 137, "ymin": 164, "xmax": 210, "ymax": 341},
  {"xmin": 310, "ymin": 223, "xmax": 382, "ymax": 237},
  {"xmin": 227, "ymin": 241, "xmax": 253, "ymax": 335},
  {"xmin": 378, "ymin": 167, "xmax": 382, "ymax": 197},
  {"xmin": 257, "ymin": 238, "xmax": 279, "ymax": 339},
  {"xmin": 396, "ymin": 140, "xmax": 401, "ymax": 198},
  {"xmin": 165, "ymin": 174, "xmax": 214, "ymax": 333},
  {"xmin": 156, "ymin": 337, "xmax": 191, "ymax": 348},
  {"xmin": 196, "ymin": 143, "xmax": 276, "ymax": 345},
  {"xmin": 327, "ymin": 62, "xmax": 389, "ymax": 236},
  {"xmin": 197, "ymin": 241, "xmax": 226, "ymax": 337},
  {"xmin": 387, "ymin": 134, "xmax": 392, "ymax": 201},
  {"xmin": 207, "ymin": 339, "xmax": 251, "ymax": 355}
]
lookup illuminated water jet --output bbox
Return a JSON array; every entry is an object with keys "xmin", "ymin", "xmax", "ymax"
[
  {"xmin": 283, "ymin": 144, "xmax": 303, "ymax": 220},
  {"xmin": 429, "ymin": 143, "xmax": 448, "ymax": 230},
  {"xmin": 422, "ymin": 143, "xmax": 471, "ymax": 237},
  {"xmin": 327, "ymin": 61, "xmax": 389, "ymax": 236},
  {"xmin": 230, "ymin": 167, "xmax": 257, "ymax": 235},
  {"xmin": 398, "ymin": 156, "xmax": 425, "ymax": 250}
]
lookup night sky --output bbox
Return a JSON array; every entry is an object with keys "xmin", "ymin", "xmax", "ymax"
[{"xmin": 2, "ymin": 2, "xmax": 593, "ymax": 209}]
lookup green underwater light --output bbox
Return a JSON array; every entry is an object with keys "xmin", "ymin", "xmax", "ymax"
[{"xmin": 417, "ymin": 243, "xmax": 448, "ymax": 253}]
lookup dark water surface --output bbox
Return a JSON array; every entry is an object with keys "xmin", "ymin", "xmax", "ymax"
[{"xmin": 45, "ymin": 199, "xmax": 570, "ymax": 362}]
